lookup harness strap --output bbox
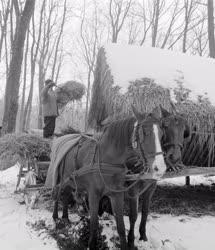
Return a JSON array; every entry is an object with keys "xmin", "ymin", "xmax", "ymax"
[{"xmin": 162, "ymin": 142, "xmax": 183, "ymax": 149}]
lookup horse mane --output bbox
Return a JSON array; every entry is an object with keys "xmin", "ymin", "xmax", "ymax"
[{"xmin": 104, "ymin": 117, "xmax": 136, "ymax": 150}]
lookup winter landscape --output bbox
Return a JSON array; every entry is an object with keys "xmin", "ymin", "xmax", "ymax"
[
  {"xmin": 1, "ymin": 0, "xmax": 215, "ymax": 250},
  {"xmin": 1, "ymin": 164, "xmax": 215, "ymax": 250}
]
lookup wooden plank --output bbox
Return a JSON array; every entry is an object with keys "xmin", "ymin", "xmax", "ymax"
[
  {"xmin": 25, "ymin": 184, "xmax": 44, "ymax": 188},
  {"xmin": 126, "ymin": 167, "xmax": 215, "ymax": 181}
]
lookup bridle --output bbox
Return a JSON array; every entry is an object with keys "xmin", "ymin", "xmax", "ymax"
[
  {"xmin": 161, "ymin": 116, "xmax": 185, "ymax": 152},
  {"xmin": 131, "ymin": 119, "xmax": 164, "ymax": 171}
]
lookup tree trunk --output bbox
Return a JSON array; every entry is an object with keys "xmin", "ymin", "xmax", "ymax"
[
  {"xmin": 38, "ymin": 62, "xmax": 45, "ymax": 129},
  {"xmin": 2, "ymin": 0, "xmax": 35, "ymax": 134},
  {"xmin": 182, "ymin": 22, "xmax": 188, "ymax": 53},
  {"xmin": 19, "ymin": 30, "xmax": 29, "ymax": 132},
  {"xmin": 208, "ymin": 0, "xmax": 215, "ymax": 58},
  {"xmin": 84, "ymin": 69, "xmax": 91, "ymax": 132},
  {"xmin": 185, "ymin": 176, "xmax": 190, "ymax": 186},
  {"xmin": 152, "ymin": 0, "xmax": 160, "ymax": 47}
]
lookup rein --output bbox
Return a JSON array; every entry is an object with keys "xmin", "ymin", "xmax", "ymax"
[
  {"xmin": 96, "ymin": 143, "xmax": 154, "ymax": 196},
  {"xmin": 56, "ymin": 119, "xmax": 164, "ymax": 200}
]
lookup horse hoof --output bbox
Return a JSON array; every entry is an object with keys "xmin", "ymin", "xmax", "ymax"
[
  {"xmin": 62, "ymin": 218, "xmax": 71, "ymax": 225},
  {"xmin": 139, "ymin": 235, "xmax": 148, "ymax": 241},
  {"xmin": 128, "ymin": 246, "xmax": 138, "ymax": 250}
]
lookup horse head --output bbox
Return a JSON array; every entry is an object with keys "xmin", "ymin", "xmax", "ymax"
[
  {"xmin": 131, "ymin": 106, "xmax": 166, "ymax": 180},
  {"xmin": 160, "ymin": 105, "xmax": 190, "ymax": 171}
]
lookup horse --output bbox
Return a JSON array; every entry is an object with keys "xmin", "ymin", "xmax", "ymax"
[
  {"xmin": 126, "ymin": 106, "xmax": 190, "ymax": 249},
  {"xmin": 50, "ymin": 106, "xmax": 166, "ymax": 250}
]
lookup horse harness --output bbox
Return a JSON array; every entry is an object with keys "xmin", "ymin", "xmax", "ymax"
[
  {"xmin": 131, "ymin": 120, "xmax": 164, "ymax": 170},
  {"xmin": 56, "ymin": 119, "xmax": 165, "ymax": 197}
]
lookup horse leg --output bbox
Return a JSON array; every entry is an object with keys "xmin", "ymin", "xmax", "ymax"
[
  {"xmin": 52, "ymin": 200, "xmax": 59, "ymax": 221},
  {"xmin": 62, "ymin": 191, "xmax": 76, "ymax": 223},
  {"xmin": 127, "ymin": 194, "xmax": 138, "ymax": 250},
  {"xmin": 139, "ymin": 181, "xmax": 157, "ymax": 241},
  {"xmin": 110, "ymin": 193, "xmax": 128, "ymax": 250},
  {"xmin": 88, "ymin": 192, "xmax": 100, "ymax": 250},
  {"xmin": 62, "ymin": 199, "xmax": 70, "ymax": 223}
]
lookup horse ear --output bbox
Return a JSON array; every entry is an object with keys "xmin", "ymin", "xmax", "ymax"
[
  {"xmin": 151, "ymin": 106, "xmax": 160, "ymax": 120},
  {"xmin": 131, "ymin": 105, "xmax": 144, "ymax": 121},
  {"xmin": 170, "ymin": 101, "xmax": 177, "ymax": 114},
  {"xmin": 160, "ymin": 105, "xmax": 170, "ymax": 118}
]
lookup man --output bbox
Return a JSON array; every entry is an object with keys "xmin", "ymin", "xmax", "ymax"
[{"xmin": 41, "ymin": 79, "xmax": 58, "ymax": 138}]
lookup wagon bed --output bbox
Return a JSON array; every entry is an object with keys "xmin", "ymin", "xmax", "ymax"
[{"xmin": 18, "ymin": 160, "xmax": 215, "ymax": 192}]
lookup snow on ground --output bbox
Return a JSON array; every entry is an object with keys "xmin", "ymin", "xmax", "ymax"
[
  {"xmin": 159, "ymin": 175, "xmax": 215, "ymax": 186},
  {"xmin": 105, "ymin": 43, "xmax": 215, "ymax": 103},
  {"xmin": 0, "ymin": 165, "xmax": 58, "ymax": 250},
  {"xmin": 1, "ymin": 165, "xmax": 215, "ymax": 250}
]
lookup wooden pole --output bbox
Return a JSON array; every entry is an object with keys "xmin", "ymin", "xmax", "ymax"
[{"xmin": 185, "ymin": 176, "xmax": 190, "ymax": 186}]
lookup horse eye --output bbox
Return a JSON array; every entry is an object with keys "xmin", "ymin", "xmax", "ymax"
[{"xmin": 163, "ymin": 121, "xmax": 169, "ymax": 127}]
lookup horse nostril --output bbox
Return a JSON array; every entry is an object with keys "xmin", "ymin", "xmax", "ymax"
[{"xmin": 154, "ymin": 166, "xmax": 159, "ymax": 171}]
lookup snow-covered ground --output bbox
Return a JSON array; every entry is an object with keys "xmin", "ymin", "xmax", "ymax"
[
  {"xmin": 1, "ymin": 165, "xmax": 215, "ymax": 250},
  {"xmin": 0, "ymin": 165, "xmax": 58, "ymax": 250}
]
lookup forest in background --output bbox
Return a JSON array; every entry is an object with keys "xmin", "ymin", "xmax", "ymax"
[{"xmin": 0, "ymin": 0, "xmax": 215, "ymax": 133}]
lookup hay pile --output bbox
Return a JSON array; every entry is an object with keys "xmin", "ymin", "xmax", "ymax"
[
  {"xmin": 55, "ymin": 81, "xmax": 85, "ymax": 109},
  {"xmin": 88, "ymin": 46, "xmax": 215, "ymax": 166},
  {"xmin": 178, "ymin": 101, "xmax": 215, "ymax": 167},
  {"xmin": 89, "ymin": 76, "xmax": 172, "ymax": 129},
  {"xmin": 0, "ymin": 133, "xmax": 51, "ymax": 170}
]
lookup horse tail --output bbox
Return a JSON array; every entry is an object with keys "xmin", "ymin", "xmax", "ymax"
[{"xmin": 52, "ymin": 156, "xmax": 67, "ymax": 201}]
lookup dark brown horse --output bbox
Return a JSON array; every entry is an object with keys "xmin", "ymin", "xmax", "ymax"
[
  {"xmin": 51, "ymin": 107, "xmax": 166, "ymax": 250},
  {"xmin": 126, "ymin": 106, "xmax": 190, "ymax": 249}
]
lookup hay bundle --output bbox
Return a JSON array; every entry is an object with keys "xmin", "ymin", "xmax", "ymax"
[
  {"xmin": 178, "ymin": 101, "xmax": 215, "ymax": 167},
  {"xmin": 55, "ymin": 81, "xmax": 85, "ymax": 109},
  {"xmin": 0, "ymin": 133, "xmax": 51, "ymax": 170}
]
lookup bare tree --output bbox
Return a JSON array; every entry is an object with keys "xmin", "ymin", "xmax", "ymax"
[
  {"xmin": 51, "ymin": 0, "xmax": 67, "ymax": 80},
  {"xmin": 37, "ymin": 0, "xmax": 69, "ymax": 129},
  {"xmin": 152, "ymin": 0, "xmax": 162, "ymax": 47},
  {"xmin": 19, "ymin": 29, "xmax": 30, "ymax": 131},
  {"xmin": 207, "ymin": 0, "xmax": 215, "ymax": 58},
  {"xmin": 191, "ymin": 13, "xmax": 208, "ymax": 56},
  {"xmin": 73, "ymin": 0, "xmax": 104, "ymax": 131},
  {"xmin": 0, "ymin": 0, "xmax": 11, "ymax": 61},
  {"xmin": 182, "ymin": 0, "xmax": 196, "ymax": 52},
  {"xmin": 37, "ymin": 0, "xmax": 59, "ymax": 128},
  {"xmin": 160, "ymin": 0, "xmax": 184, "ymax": 48},
  {"xmin": 108, "ymin": 0, "xmax": 133, "ymax": 43},
  {"xmin": 137, "ymin": 0, "xmax": 155, "ymax": 45},
  {"xmin": 2, "ymin": 0, "xmax": 35, "ymax": 134},
  {"xmin": 22, "ymin": 2, "xmax": 45, "ymax": 131}
]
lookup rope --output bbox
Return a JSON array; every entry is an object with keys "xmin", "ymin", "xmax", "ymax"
[
  {"xmin": 96, "ymin": 144, "xmax": 154, "ymax": 197},
  {"xmin": 55, "ymin": 128, "xmax": 162, "ymax": 200}
]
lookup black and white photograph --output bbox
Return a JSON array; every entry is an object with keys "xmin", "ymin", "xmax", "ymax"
[{"xmin": 1, "ymin": 0, "xmax": 215, "ymax": 249}]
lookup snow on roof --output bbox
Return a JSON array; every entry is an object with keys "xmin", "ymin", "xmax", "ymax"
[{"xmin": 104, "ymin": 43, "xmax": 215, "ymax": 103}]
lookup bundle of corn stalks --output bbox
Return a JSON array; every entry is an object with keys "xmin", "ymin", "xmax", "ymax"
[
  {"xmin": 178, "ymin": 101, "xmax": 215, "ymax": 167},
  {"xmin": 89, "ymin": 76, "xmax": 172, "ymax": 129},
  {"xmin": 0, "ymin": 133, "xmax": 51, "ymax": 170},
  {"xmin": 55, "ymin": 81, "xmax": 85, "ymax": 109}
]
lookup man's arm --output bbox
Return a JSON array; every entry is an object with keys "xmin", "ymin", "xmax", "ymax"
[{"xmin": 41, "ymin": 83, "xmax": 53, "ymax": 103}]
